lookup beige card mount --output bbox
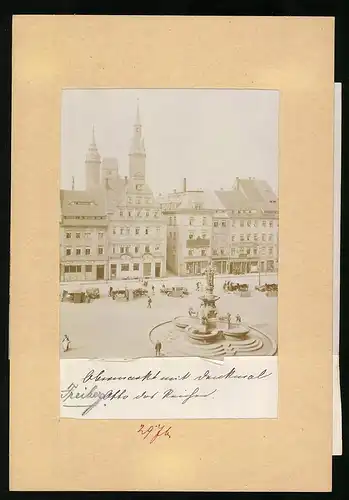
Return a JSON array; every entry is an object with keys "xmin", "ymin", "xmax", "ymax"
[{"xmin": 10, "ymin": 16, "xmax": 334, "ymax": 491}]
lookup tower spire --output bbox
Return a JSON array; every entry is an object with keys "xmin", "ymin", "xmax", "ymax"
[
  {"xmin": 72, "ymin": 176, "xmax": 75, "ymax": 191},
  {"xmin": 85, "ymin": 125, "xmax": 101, "ymax": 190},
  {"xmin": 129, "ymin": 100, "xmax": 145, "ymax": 155},
  {"xmin": 86, "ymin": 125, "xmax": 101, "ymax": 162},
  {"xmin": 136, "ymin": 99, "xmax": 141, "ymax": 126}
]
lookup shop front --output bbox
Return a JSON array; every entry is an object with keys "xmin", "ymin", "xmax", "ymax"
[
  {"xmin": 185, "ymin": 260, "xmax": 209, "ymax": 275},
  {"xmin": 229, "ymin": 257, "xmax": 259, "ymax": 275},
  {"xmin": 61, "ymin": 261, "xmax": 104, "ymax": 282},
  {"xmin": 212, "ymin": 260, "xmax": 228, "ymax": 274}
]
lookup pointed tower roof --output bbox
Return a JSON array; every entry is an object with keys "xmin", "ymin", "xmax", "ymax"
[
  {"xmin": 135, "ymin": 98, "xmax": 141, "ymax": 126},
  {"xmin": 129, "ymin": 101, "xmax": 145, "ymax": 155},
  {"xmin": 86, "ymin": 125, "xmax": 101, "ymax": 163}
]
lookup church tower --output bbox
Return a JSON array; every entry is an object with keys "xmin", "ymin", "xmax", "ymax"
[
  {"xmin": 85, "ymin": 126, "xmax": 101, "ymax": 191},
  {"xmin": 128, "ymin": 101, "xmax": 146, "ymax": 186}
]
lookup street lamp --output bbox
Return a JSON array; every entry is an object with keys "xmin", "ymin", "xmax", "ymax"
[{"xmin": 258, "ymin": 256, "xmax": 261, "ymax": 287}]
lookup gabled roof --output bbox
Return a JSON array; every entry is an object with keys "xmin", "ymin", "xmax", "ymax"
[
  {"xmin": 164, "ymin": 190, "xmax": 227, "ymax": 211},
  {"xmin": 215, "ymin": 178, "xmax": 278, "ymax": 213},
  {"xmin": 214, "ymin": 189, "xmax": 251, "ymax": 210},
  {"xmin": 238, "ymin": 178, "xmax": 278, "ymax": 204},
  {"xmin": 60, "ymin": 188, "xmax": 107, "ymax": 217}
]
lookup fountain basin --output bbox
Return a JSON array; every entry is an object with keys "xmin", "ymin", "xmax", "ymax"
[
  {"xmin": 223, "ymin": 324, "xmax": 250, "ymax": 338},
  {"xmin": 186, "ymin": 326, "xmax": 222, "ymax": 344}
]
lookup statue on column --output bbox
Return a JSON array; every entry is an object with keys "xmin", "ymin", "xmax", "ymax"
[{"xmin": 204, "ymin": 261, "xmax": 216, "ymax": 291}]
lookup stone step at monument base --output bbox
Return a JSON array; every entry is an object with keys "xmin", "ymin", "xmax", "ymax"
[{"xmin": 168, "ymin": 339, "xmax": 227, "ymax": 358}]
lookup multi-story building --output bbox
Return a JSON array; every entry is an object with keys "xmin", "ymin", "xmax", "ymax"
[
  {"xmin": 60, "ymin": 103, "xmax": 167, "ymax": 282},
  {"xmin": 160, "ymin": 177, "xmax": 278, "ymax": 276},
  {"xmin": 161, "ymin": 179, "xmax": 228, "ymax": 275},
  {"xmin": 59, "ymin": 189, "xmax": 108, "ymax": 281},
  {"xmin": 211, "ymin": 210, "xmax": 230, "ymax": 273},
  {"xmin": 215, "ymin": 177, "xmax": 279, "ymax": 274}
]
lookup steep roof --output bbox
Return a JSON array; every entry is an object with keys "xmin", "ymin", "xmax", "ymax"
[
  {"xmin": 238, "ymin": 178, "xmax": 278, "ymax": 203},
  {"xmin": 60, "ymin": 188, "xmax": 107, "ymax": 218},
  {"xmin": 214, "ymin": 189, "xmax": 251, "ymax": 210},
  {"xmin": 173, "ymin": 190, "xmax": 227, "ymax": 211},
  {"xmin": 216, "ymin": 178, "xmax": 278, "ymax": 213}
]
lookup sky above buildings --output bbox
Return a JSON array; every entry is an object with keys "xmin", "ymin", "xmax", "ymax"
[{"xmin": 61, "ymin": 88, "xmax": 279, "ymax": 195}]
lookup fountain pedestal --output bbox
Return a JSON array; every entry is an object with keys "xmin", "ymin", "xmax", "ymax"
[{"xmin": 149, "ymin": 261, "xmax": 277, "ymax": 357}]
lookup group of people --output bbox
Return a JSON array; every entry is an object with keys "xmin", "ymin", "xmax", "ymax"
[{"xmin": 223, "ymin": 281, "xmax": 239, "ymax": 291}]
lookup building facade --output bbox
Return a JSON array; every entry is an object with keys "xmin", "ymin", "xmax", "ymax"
[
  {"xmin": 215, "ymin": 177, "xmax": 279, "ymax": 274},
  {"xmin": 161, "ymin": 180, "xmax": 228, "ymax": 276},
  {"xmin": 60, "ymin": 103, "xmax": 167, "ymax": 282},
  {"xmin": 59, "ymin": 190, "xmax": 108, "ymax": 282},
  {"xmin": 160, "ymin": 177, "xmax": 279, "ymax": 276}
]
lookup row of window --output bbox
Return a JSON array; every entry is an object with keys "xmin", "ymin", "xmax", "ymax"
[
  {"xmin": 187, "ymin": 249, "xmax": 208, "ymax": 257},
  {"xmin": 65, "ymin": 246, "xmax": 104, "ymax": 256},
  {"xmin": 63, "ymin": 263, "xmax": 141, "ymax": 273},
  {"xmin": 186, "ymin": 232, "xmax": 274, "ymax": 242},
  {"xmin": 211, "ymin": 246, "xmax": 274, "ymax": 257},
  {"xmin": 233, "ymin": 220, "xmax": 275, "ymax": 228},
  {"xmin": 215, "ymin": 219, "xmax": 275, "ymax": 228},
  {"xmin": 65, "ymin": 244, "xmax": 161, "ymax": 257},
  {"xmin": 118, "ymin": 208, "xmax": 160, "ymax": 217},
  {"xmin": 127, "ymin": 196, "xmax": 153, "ymax": 205},
  {"xmin": 232, "ymin": 233, "xmax": 274, "ymax": 242},
  {"xmin": 168, "ymin": 217, "xmax": 276, "ymax": 228},
  {"xmin": 65, "ymin": 231, "xmax": 103, "ymax": 239},
  {"xmin": 112, "ymin": 244, "xmax": 160, "ymax": 254},
  {"xmin": 119, "ymin": 263, "xmax": 139, "ymax": 272},
  {"xmin": 112, "ymin": 226, "xmax": 161, "ymax": 236}
]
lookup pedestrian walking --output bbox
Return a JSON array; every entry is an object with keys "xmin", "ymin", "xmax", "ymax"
[
  {"xmin": 227, "ymin": 312, "xmax": 231, "ymax": 329},
  {"xmin": 155, "ymin": 340, "xmax": 162, "ymax": 356},
  {"xmin": 152, "ymin": 285, "xmax": 155, "ymax": 295},
  {"xmin": 236, "ymin": 313, "xmax": 241, "ymax": 323},
  {"xmin": 147, "ymin": 296, "xmax": 152, "ymax": 308},
  {"xmin": 108, "ymin": 286, "xmax": 113, "ymax": 297},
  {"xmin": 62, "ymin": 334, "xmax": 71, "ymax": 352}
]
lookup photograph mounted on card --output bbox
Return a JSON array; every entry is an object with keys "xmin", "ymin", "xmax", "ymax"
[
  {"xmin": 11, "ymin": 16, "xmax": 334, "ymax": 492},
  {"xmin": 59, "ymin": 88, "xmax": 279, "ymax": 419}
]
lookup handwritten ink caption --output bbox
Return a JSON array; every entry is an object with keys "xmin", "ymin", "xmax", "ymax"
[
  {"xmin": 60, "ymin": 366, "xmax": 272, "ymax": 417},
  {"xmin": 137, "ymin": 424, "xmax": 172, "ymax": 444}
]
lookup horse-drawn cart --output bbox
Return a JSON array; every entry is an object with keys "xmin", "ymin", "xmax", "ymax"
[
  {"xmin": 132, "ymin": 287, "xmax": 148, "ymax": 299},
  {"xmin": 111, "ymin": 288, "xmax": 130, "ymax": 301}
]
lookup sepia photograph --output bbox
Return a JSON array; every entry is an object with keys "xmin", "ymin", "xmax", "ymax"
[{"xmin": 60, "ymin": 89, "xmax": 279, "ymax": 359}]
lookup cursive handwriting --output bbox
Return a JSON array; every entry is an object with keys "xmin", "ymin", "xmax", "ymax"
[
  {"xmin": 162, "ymin": 386, "xmax": 217, "ymax": 404},
  {"xmin": 61, "ymin": 366, "xmax": 273, "ymax": 416},
  {"xmin": 82, "ymin": 369, "xmax": 192, "ymax": 384},
  {"xmin": 80, "ymin": 368, "xmax": 271, "ymax": 384},
  {"xmin": 61, "ymin": 383, "xmax": 129, "ymax": 416},
  {"xmin": 194, "ymin": 368, "xmax": 271, "ymax": 381},
  {"xmin": 137, "ymin": 423, "xmax": 172, "ymax": 444}
]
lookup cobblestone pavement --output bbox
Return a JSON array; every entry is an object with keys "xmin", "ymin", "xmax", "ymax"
[{"xmin": 60, "ymin": 274, "xmax": 278, "ymax": 359}]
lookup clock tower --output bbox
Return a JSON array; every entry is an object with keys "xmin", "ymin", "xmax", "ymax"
[{"xmin": 129, "ymin": 100, "xmax": 146, "ymax": 186}]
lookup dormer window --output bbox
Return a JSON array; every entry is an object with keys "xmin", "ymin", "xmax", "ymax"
[
  {"xmin": 68, "ymin": 200, "xmax": 96, "ymax": 206},
  {"xmin": 136, "ymin": 184, "xmax": 142, "ymax": 191}
]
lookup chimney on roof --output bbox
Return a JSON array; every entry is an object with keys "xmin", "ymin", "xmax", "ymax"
[
  {"xmin": 183, "ymin": 178, "xmax": 187, "ymax": 192},
  {"xmin": 124, "ymin": 176, "xmax": 128, "ymax": 185},
  {"xmin": 235, "ymin": 177, "xmax": 240, "ymax": 190}
]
